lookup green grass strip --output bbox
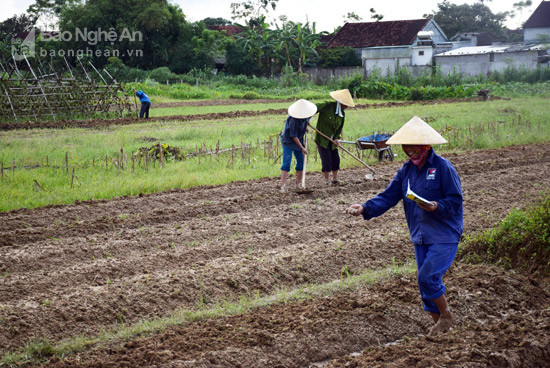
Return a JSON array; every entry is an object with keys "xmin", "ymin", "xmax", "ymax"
[{"xmin": 1, "ymin": 260, "xmax": 416, "ymax": 367}]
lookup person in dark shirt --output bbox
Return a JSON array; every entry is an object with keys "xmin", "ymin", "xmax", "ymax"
[
  {"xmin": 313, "ymin": 89, "xmax": 355, "ymax": 186},
  {"xmin": 344, "ymin": 116, "xmax": 463, "ymax": 336},
  {"xmin": 280, "ymin": 99, "xmax": 317, "ymax": 192}
]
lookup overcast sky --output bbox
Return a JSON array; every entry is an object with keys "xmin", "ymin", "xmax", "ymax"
[{"xmin": 2, "ymin": 0, "xmax": 538, "ymax": 32}]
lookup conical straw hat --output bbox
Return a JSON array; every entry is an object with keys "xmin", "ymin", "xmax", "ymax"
[
  {"xmin": 329, "ymin": 89, "xmax": 355, "ymax": 107},
  {"xmin": 386, "ymin": 116, "xmax": 448, "ymax": 145},
  {"xmin": 288, "ymin": 99, "xmax": 317, "ymax": 119}
]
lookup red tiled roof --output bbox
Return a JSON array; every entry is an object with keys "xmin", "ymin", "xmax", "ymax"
[
  {"xmin": 524, "ymin": 1, "xmax": 550, "ymax": 28},
  {"xmin": 207, "ymin": 25, "xmax": 243, "ymax": 37},
  {"xmin": 326, "ymin": 19, "xmax": 430, "ymax": 48}
]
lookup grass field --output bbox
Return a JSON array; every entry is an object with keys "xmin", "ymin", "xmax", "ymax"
[{"xmin": 1, "ymin": 96, "xmax": 548, "ymax": 212}]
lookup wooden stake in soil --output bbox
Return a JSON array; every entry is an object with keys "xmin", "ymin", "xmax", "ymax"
[
  {"xmin": 12, "ymin": 159, "xmax": 15, "ymax": 174},
  {"xmin": 120, "ymin": 148, "xmax": 125, "ymax": 170},
  {"xmin": 65, "ymin": 152, "xmax": 68, "ymax": 173},
  {"xmin": 131, "ymin": 154, "xmax": 135, "ymax": 173},
  {"xmin": 34, "ymin": 179, "xmax": 45, "ymax": 192},
  {"xmin": 159, "ymin": 144, "xmax": 164, "ymax": 168}
]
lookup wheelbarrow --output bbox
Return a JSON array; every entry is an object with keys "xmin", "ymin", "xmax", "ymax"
[{"xmin": 341, "ymin": 133, "xmax": 395, "ymax": 162}]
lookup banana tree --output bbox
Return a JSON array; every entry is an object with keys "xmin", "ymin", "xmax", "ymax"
[{"xmin": 291, "ymin": 22, "xmax": 320, "ymax": 73}]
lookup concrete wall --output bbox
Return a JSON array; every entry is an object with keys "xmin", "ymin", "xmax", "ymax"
[
  {"xmin": 436, "ymin": 50, "xmax": 540, "ymax": 76},
  {"xmin": 524, "ymin": 27, "xmax": 550, "ymax": 43},
  {"xmin": 364, "ymin": 57, "xmax": 410, "ymax": 76},
  {"xmin": 302, "ymin": 66, "xmax": 364, "ymax": 82}
]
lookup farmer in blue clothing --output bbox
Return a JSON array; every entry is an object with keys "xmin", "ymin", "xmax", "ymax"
[
  {"xmin": 134, "ymin": 89, "xmax": 151, "ymax": 118},
  {"xmin": 280, "ymin": 99, "xmax": 317, "ymax": 193},
  {"xmin": 344, "ymin": 116, "xmax": 463, "ymax": 336}
]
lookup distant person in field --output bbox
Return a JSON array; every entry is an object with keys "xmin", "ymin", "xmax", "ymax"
[
  {"xmin": 312, "ymin": 89, "xmax": 355, "ymax": 186},
  {"xmin": 280, "ymin": 99, "xmax": 317, "ymax": 193},
  {"xmin": 135, "ymin": 89, "xmax": 151, "ymax": 119},
  {"xmin": 344, "ymin": 116, "xmax": 463, "ymax": 336}
]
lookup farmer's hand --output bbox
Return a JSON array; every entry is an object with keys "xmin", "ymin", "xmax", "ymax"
[
  {"xmin": 302, "ymin": 148, "xmax": 308, "ymax": 155},
  {"xmin": 343, "ymin": 204, "xmax": 363, "ymax": 216},
  {"xmin": 418, "ymin": 201, "xmax": 438, "ymax": 212},
  {"xmin": 334, "ymin": 139, "xmax": 339, "ymax": 147}
]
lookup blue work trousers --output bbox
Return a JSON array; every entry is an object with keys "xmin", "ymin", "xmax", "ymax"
[
  {"xmin": 281, "ymin": 145, "xmax": 304, "ymax": 172},
  {"xmin": 414, "ymin": 243, "xmax": 458, "ymax": 314}
]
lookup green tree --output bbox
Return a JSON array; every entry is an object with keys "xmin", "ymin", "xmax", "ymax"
[
  {"xmin": 230, "ymin": 0, "xmax": 279, "ymax": 22},
  {"xmin": 225, "ymin": 40, "xmax": 259, "ymax": 75},
  {"xmin": 343, "ymin": 12, "xmax": 362, "ymax": 23},
  {"xmin": 292, "ymin": 22, "xmax": 320, "ymax": 73},
  {"xmin": 0, "ymin": 14, "xmax": 37, "ymax": 39},
  {"xmin": 317, "ymin": 46, "xmax": 361, "ymax": 68},
  {"xmin": 54, "ymin": 0, "xmax": 208, "ymax": 70},
  {"xmin": 201, "ymin": 17, "xmax": 233, "ymax": 26},
  {"xmin": 425, "ymin": 0, "xmax": 508, "ymax": 39},
  {"xmin": 369, "ymin": 8, "xmax": 384, "ymax": 21}
]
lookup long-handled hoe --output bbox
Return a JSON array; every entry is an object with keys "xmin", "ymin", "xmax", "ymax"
[
  {"xmin": 296, "ymin": 131, "xmax": 314, "ymax": 194},
  {"xmin": 308, "ymin": 123, "xmax": 376, "ymax": 180}
]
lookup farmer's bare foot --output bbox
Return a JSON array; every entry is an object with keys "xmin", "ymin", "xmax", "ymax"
[{"xmin": 428, "ymin": 315, "xmax": 454, "ymax": 336}]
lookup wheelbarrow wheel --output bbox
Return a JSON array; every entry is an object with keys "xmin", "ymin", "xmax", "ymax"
[
  {"xmin": 378, "ymin": 148, "xmax": 394, "ymax": 162},
  {"xmin": 387, "ymin": 147, "xmax": 394, "ymax": 161}
]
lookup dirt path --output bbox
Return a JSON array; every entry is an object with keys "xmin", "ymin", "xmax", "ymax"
[
  {"xmin": 1, "ymin": 143, "xmax": 549, "ymax": 367},
  {"xmin": 0, "ymin": 97, "xmax": 504, "ymax": 131}
]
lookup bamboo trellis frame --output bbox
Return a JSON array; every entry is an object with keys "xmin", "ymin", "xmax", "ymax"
[{"xmin": 0, "ymin": 56, "xmax": 133, "ymax": 122}]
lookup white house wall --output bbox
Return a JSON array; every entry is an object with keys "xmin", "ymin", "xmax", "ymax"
[
  {"xmin": 524, "ymin": 27, "xmax": 550, "ymax": 43},
  {"xmin": 411, "ymin": 46, "xmax": 433, "ymax": 65}
]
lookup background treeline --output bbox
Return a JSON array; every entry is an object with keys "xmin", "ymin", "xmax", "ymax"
[{"xmin": 1, "ymin": 0, "xmax": 541, "ymax": 78}]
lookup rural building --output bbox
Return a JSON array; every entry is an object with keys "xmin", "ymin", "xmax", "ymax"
[
  {"xmin": 450, "ymin": 32, "xmax": 500, "ymax": 48},
  {"xmin": 325, "ymin": 19, "xmax": 451, "ymax": 76},
  {"xmin": 523, "ymin": 1, "xmax": 550, "ymax": 44},
  {"xmin": 435, "ymin": 44, "xmax": 548, "ymax": 76}
]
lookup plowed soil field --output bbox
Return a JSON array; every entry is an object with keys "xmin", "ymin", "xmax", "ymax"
[{"xmin": 1, "ymin": 143, "xmax": 549, "ymax": 367}]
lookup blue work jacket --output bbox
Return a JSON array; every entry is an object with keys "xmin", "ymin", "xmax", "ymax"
[
  {"xmin": 362, "ymin": 148, "xmax": 463, "ymax": 245},
  {"xmin": 280, "ymin": 116, "xmax": 309, "ymax": 151},
  {"xmin": 136, "ymin": 90, "xmax": 151, "ymax": 103}
]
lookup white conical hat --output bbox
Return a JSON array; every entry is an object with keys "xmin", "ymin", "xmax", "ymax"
[
  {"xmin": 288, "ymin": 99, "xmax": 317, "ymax": 119},
  {"xmin": 329, "ymin": 89, "xmax": 355, "ymax": 107},
  {"xmin": 386, "ymin": 116, "xmax": 448, "ymax": 145}
]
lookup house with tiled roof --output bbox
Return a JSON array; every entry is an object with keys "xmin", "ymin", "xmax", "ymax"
[
  {"xmin": 325, "ymin": 18, "xmax": 451, "ymax": 75},
  {"xmin": 523, "ymin": 1, "xmax": 550, "ymax": 43}
]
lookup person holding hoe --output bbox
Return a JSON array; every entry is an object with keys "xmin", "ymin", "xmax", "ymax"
[
  {"xmin": 344, "ymin": 116, "xmax": 463, "ymax": 336},
  {"xmin": 134, "ymin": 88, "xmax": 151, "ymax": 119},
  {"xmin": 280, "ymin": 99, "xmax": 317, "ymax": 193},
  {"xmin": 312, "ymin": 89, "xmax": 355, "ymax": 186}
]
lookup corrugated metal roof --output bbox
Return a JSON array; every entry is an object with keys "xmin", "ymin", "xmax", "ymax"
[{"xmin": 437, "ymin": 44, "xmax": 545, "ymax": 56}]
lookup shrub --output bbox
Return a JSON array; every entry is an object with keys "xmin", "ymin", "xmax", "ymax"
[
  {"xmin": 459, "ymin": 191, "xmax": 550, "ymax": 277},
  {"xmin": 149, "ymin": 67, "xmax": 179, "ymax": 84}
]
